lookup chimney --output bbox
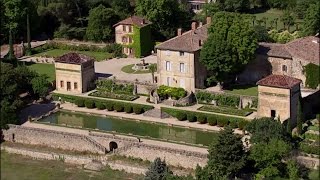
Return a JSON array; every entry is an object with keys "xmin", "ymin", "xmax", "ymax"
[
  {"xmin": 177, "ymin": 28, "xmax": 182, "ymax": 36},
  {"xmin": 206, "ymin": 16, "xmax": 212, "ymax": 25},
  {"xmin": 199, "ymin": 22, "xmax": 203, "ymax": 27},
  {"xmin": 191, "ymin": 22, "xmax": 197, "ymax": 30}
]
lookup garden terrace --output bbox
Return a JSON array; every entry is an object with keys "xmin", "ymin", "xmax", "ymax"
[{"xmin": 198, "ymin": 105, "xmax": 254, "ymax": 117}]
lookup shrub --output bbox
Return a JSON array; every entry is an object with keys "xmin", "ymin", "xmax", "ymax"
[
  {"xmin": 157, "ymin": 85, "xmax": 187, "ymax": 100},
  {"xmin": 95, "ymin": 102, "xmax": 106, "ymax": 110},
  {"xmin": 187, "ymin": 113, "xmax": 197, "ymax": 122},
  {"xmin": 197, "ymin": 114, "xmax": 207, "ymax": 124},
  {"xmin": 217, "ymin": 118, "xmax": 229, "ymax": 127},
  {"xmin": 84, "ymin": 100, "xmax": 95, "ymax": 109},
  {"xmin": 124, "ymin": 104, "xmax": 133, "ymax": 113},
  {"xmin": 176, "ymin": 112, "xmax": 187, "ymax": 121},
  {"xmin": 133, "ymin": 106, "xmax": 143, "ymax": 114},
  {"xmin": 207, "ymin": 116, "xmax": 217, "ymax": 126},
  {"xmin": 106, "ymin": 103, "xmax": 114, "ymax": 111},
  {"xmin": 114, "ymin": 103, "xmax": 124, "ymax": 112},
  {"xmin": 75, "ymin": 99, "xmax": 85, "ymax": 107},
  {"xmin": 238, "ymin": 120, "xmax": 249, "ymax": 130},
  {"xmin": 229, "ymin": 121, "xmax": 238, "ymax": 129}
]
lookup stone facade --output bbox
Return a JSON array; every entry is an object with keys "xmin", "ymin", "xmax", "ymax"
[
  {"xmin": 156, "ymin": 49, "xmax": 206, "ymax": 92},
  {"xmin": 115, "ymin": 24, "xmax": 134, "ymax": 57},
  {"xmin": 55, "ymin": 57, "xmax": 95, "ymax": 93}
]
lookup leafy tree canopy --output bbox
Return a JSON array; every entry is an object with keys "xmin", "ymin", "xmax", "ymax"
[
  {"xmin": 31, "ymin": 74, "xmax": 51, "ymax": 98},
  {"xmin": 216, "ymin": 0, "xmax": 250, "ymax": 12},
  {"xmin": 196, "ymin": 126, "xmax": 247, "ymax": 179},
  {"xmin": 302, "ymin": 2, "xmax": 320, "ymax": 36},
  {"xmin": 200, "ymin": 12, "xmax": 258, "ymax": 85}
]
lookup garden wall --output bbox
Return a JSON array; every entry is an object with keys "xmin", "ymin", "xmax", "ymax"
[{"xmin": 3, "ymin": 125, "xmax": 106, "ymax": 154}]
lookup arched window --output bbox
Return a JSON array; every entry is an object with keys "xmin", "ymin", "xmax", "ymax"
[{"xmin": 282, "ymin": 65, "xmax": 287, "ymax": 72}]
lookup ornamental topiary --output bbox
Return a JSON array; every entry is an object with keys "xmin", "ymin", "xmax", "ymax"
[
  {"xmin": 96, "ymin": 102, "xmax": 106, "ymax": 110},
  {"xmin": 75, "ymin": 99, "xmax": 85, "ymax": 107},
  {"xmin": 84, "ymin": 100, "xmax": 95, "ymax": 109},
  {"xmin": 106, "ymin": 103, "xmax": 114, "ymax": 111},
  {"xmin": 197, "ymin": 114, "xmax": 207, "ymax": 124},
  {"xmin": 187, "ymin": 113, "xmax": 197, "ymax": 122},
  {"xmin": 176, "ymin": 112, "xmax": 187, "ymax": 121},
  {"xmin": 114, "ymin": 103, "xmax": 124, "ymax": 112},
  {"xmin": 133, "ymin": 106, "xmax": 143, "ymax": 114},
  {"xmin": 217, "ymin": 118, "xmax": 229, "ymax": 127},
  {"xmin": 124, "ymin": 104, "xmax": 133, "ymax": 113},
  {"xmin": 207, "ymin": 116, "xmax": 217, "ymax": 126}
]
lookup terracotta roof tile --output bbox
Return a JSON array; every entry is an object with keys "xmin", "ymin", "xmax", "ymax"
[
  {"xmin": 257, "ymin": 74, "xmax": 302, "ymax": 89},
  {"xmin": 156, "ymin": 24, "xmax": 208, "ymax": 52},
  {"xmin": 113, "ymin": 16, "xmax": 151, "ymax": 28},
  {"xmin": 257, "ymin": 43, "xmax": 292, "ymax": 59},
  {"xmin": 55, "ymin": 53, "xmax": 94, "ymax": 65}
]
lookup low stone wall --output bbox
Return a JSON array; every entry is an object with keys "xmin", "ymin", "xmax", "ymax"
[
  {"xmin": 3, "ymin": 125, "xmax": 106, "ymax": 154},
  {"xmin": 89, "ymin": 132, "xmax": 135, "ymax": 151}
]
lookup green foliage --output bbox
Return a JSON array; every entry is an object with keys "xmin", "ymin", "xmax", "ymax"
[
  {"xmin": 157, "ymin": 85, "xmax": 187, "ymax": 100},
  {"xmin": 197, "ymin": 114, "xmax": 207, "ymax": 124},
  {"xmin": 200, "ymin": 12, "xmax": 257, "ymax": 84},
  {"xmin": 145, "ymin": 157, "xmax": 173, "ymax": 180},
  {"xmin": 280, "ymin": 10, "xmax": 295, "ymax": 31},
  {"xmin": 176, "ymin": 112, "xmax": 187, "ymax": 121},
  {"xmin": 304, "ymin": 63, "xmax": 320, "ymax": 89},
  {"xmin": 84, "ymin": 100, "xmax": 95, "ymax": 109},
  {"xmin": 89, "ymin": 91, "xmax": 138, "ymax": 101},
  {"xmin": 299, "ymin": 142, "xmax": 320, "ymax": 155},
  {"xmin": 198, "ymin": 105, "xmax": 253, "ymax": 117},
  {"xmin": 238, "ymin": 120, "xmax": 248, "ymax": 130},
  {"xmin": 302, "ymin": 2, "xmax": 320, "ymax": 36},
  {"xmin": 287, "ymin": 160, "xmax": 299, "ymax": 180},
  {"xmin": 114, "ymin": 103, "xmax": 124, "ymax": 112},
  {"xmin": 133, "ymin": 106, "xmax": 143, "ymax": 114},
  {"xmin": 132, "ymin": 25, "xmax": 153, "ymax": 58},
  {"xmin": 96, "ymin": 79, "xmax": 134, "ymax": 94},
  {"xmin": 268, "ymin": 29, "xmax": 301, "ymax": 43},
  {"xmin": 135, "ymin": 0, "xmax": 192, "ymax": 40},
  {"xmin": 254, "ymin": 25, "xmax": 270, "ymax": 42},
  {"xmin": 187, "ymin": 113, "xmax": 197, "ymax": 122},
  {"xmin": 106, "ymin": 103, "xmax": 114, "ymax": 111},
  {"xmin": 196, "ymin": 91, "xmax": 241, "ymax": 108},
  {"xmin": 245, "ymin": 117, "xmax": 288, "ymax": 143},
  {"xmin": 31, "ymin": 75, "xmax": 50, "ymax": 98},
  {"xmin": 86, "ymin": 5, "xmax": 118, "ymax": 42},
  {"xmin": 250, "ymin": 139, "xmax": 291, "ymax": 179},
  {"xmin": 95, "ymin": 102, "xmax": 106, "ymax": 110},
  {"xmin": 207, "ymin": 116, "xmax": 217, "ymax": 126},
  {"xmin": 196, "ymin": 127, "xmax": 247, "ymax": 179},
  {"xmin": 217, "ymin": 118, "xmax": 229, "ymax": 127},
  {"xmin": 215, "ymin": 0, "xmax": 250, "ymax": 12},
  {"xmin": 124, "ymin": 104, "xmax": 133, "ymax": 113},
  {"xmin": 75, "ymin": 99, "xmax": 85, "ymax": 107}
]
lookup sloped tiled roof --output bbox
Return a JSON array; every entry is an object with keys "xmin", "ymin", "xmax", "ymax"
[
  {"xmin": 156, "ymin": 24, "xmax": 209, "ymax": 52},
  {"xmin": 257, "ymin": 36, "xmax": 319, "ymax": 65},
  {"xmin": 113, "ymin": 16, "xmax": 151, "ymax": 28},
  {"xmin": 257, "ymin": 74, "xmax": 302, "ymax": 89},
  {"xmin": 55, "ymin": 53, "xmax": 94, "ymax": 65}
]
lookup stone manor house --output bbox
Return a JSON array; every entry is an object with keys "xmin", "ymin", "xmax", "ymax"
[{"xmin": 155, "ymin": 18, "xmax": 320, "ymax": 92}]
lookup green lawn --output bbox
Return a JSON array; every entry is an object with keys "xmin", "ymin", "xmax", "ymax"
[
  {"xmin": 33, "ymin": 49, "xmax": 113, "ymax": 61},
  {"xmin": 27, "ymin": 63, "xmax": 55, "ymax": 81},
  {"xmin": 253, "ymin": 9, "xmax": 303, "ymax": 31},
  {"xmin": 225, "ymin": 85, "xmax": 258, "ymax": 97},
  {"xmin": 121, "ymin": 64, "xmax": 152, "ymax": 74},
  {"xmin": 1, "ymin": 151, "xmax": 143, "ymax": 180},
  {"xmin": 198, "ymin": 105, "xmax": 253, "ymax": 117}
]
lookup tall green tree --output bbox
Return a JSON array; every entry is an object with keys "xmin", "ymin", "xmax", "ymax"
[
  {"xmin": 145, "ymin": 157, "xmax": 173, "ymax": 180},
  {"xmin": 31, "ymin": 75, "xmax": 51, "ymax": 99},
  {"xmin": 280, "ymin": 10, "xmax": 295, "ymax": 31},
  {"xmin": 200, "ymin": 12, "xmax": 257, "ymax": 86},
  {"xmin": 216, "ymin": 0, "xmax": 250, "ymax": 12},
  {"xmin": 196, "ymin": 126, "xmax": 247, "ymax": 179},
  {"xmin": 135, "ymin": 0, "xmax": 192, "ymax": 40},
  {"xmin": 3, "ymin": 0, "xmax": 25, "ymax": 61},
  {"xmin": 302, "ymin": 2, "xmax": 320, "ymax": 36},
  {"xmin": 249, "ymin": 138, "xmax": 291, "ymax": 179},
  {"xmin": 85, "ymin": 4, "xmax": 118, "ymax": 42}
]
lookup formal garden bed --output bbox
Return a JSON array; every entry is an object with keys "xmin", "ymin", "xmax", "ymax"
[
  {"xmin": 299, "ymin": 118, "xmax": 320, "ymax": 156},
  {"xmin": 161, "ymin": 107, "xmax": 248, "ymax": 130},
  {"xmin": 32, "ymin": 41, "xmax": 124, "ymax": 61},
  {"xmin": 89, "ymin": 79, "xmax": 139, "ymax": 101},
  {"xmin": 198, "ymin": 105, "xmax": 253, "ymax": 117}
]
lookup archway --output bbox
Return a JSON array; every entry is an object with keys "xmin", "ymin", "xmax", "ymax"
[{"xmin": 109, "ymin": 141, "xmax": 118, "ymax": 152}]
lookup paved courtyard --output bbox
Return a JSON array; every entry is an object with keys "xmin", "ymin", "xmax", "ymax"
[{"xmin": 95, "ymin": 55, "xmax": 157, "ymax": 82}]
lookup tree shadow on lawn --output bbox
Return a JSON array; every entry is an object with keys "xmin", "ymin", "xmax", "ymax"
[{"xmin": 224, "ymin": 84, "xmax": 257, "ymax": 91}]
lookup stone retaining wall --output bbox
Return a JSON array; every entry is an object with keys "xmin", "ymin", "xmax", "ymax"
[{"xmin": 3, "ymin": 125, "xmax": 106, "ymax": 154}]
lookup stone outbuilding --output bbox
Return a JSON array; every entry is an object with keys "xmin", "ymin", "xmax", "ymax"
[
  {"xmin": 257, "ymin": 74, "xmax": 302, "ymax": 126},
  {"xmin": 55, "ymin": 53, "xmax": 95, "ymax": 93}
]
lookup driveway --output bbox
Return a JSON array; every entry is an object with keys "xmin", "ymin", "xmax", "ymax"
[{"xmin": 94, "ymin": 55, "xmax": 157, "ymax": 82}]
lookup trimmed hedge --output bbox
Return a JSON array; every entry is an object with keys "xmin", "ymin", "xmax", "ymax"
[
  {"xmin": 84, "ymin": 100, "xmax": 95, "ymax": 109},
  {"xmin": 75, "ymin": 99, "xmax": 85, "ymax": 107},
  {"xmin": 177, "ymin": 112, "xmax": 187, "ymax": 121},
  {"xmin": 161, "ymin": 107, "xmax": 246, "ymax": 129},
  {"xmin": 114, "ymin": 103, "xmax": 124, "ymax": 112},
  {"xmin": 52, "ymin": 93, "xmax": 154, "ymax": 113},
  {"xmin": 124, "ymin": 104, "xmax": 133, "ymax": 113},
  {"xmin": 95, "ymin": 102, "xmax": 106, "ymax": 110}
]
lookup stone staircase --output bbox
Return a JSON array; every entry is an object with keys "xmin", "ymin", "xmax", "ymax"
[{"xmin": 143, "ymin": 108, "xmax": 170, "ymax": 119}]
